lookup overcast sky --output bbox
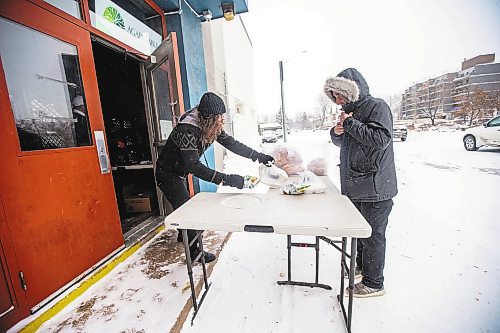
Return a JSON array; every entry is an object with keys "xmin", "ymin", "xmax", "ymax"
[{"xmin": 242, "ymin": 0, "xmax": 500, "ymax": 117}]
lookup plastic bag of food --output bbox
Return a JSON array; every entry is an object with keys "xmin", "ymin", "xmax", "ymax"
[
  {"xmin": 270, "ymin": 146, "xmax": 305, "ymax": 175},
  {"xmin": 297, "ymin": 171, "xmax": 326, "ymax": 194},
  {"xmin": 281, "ymin": 171, "xmax": 326, "ymax": 195},
  {"xmin": 243, "ymin": 175, "xmax": 260, "ymax": 189},
  {"xmin": 307, "ymin": 158, "xmax": 328, "ymax": 176},
  {"xmin": 259, "ymin": 164, "xmax": 288, "ymax": 188},
  {"xmin": 281, "ymin": 183, "xmax": 310, "ymax": 195}
]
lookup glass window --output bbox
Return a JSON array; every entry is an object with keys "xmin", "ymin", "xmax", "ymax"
[
  {"xmin": 488, "ymin": 116, "xmax": 500, "ymax": 127},
  {"xmin": 0, "ymin": 18, "xmax": 92, "ymax": 151},
  {"xmin": 44, "ymin": 0, "xmax": 82, "ymax": 19},
  {"xmin": 151, "ymin": 64, "xmax": 173, "ymax": 141}
]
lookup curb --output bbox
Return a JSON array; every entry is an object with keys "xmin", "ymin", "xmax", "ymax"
[{"xmin": 20, "ymin": 224, "xmax": 165, "ymax": 333}]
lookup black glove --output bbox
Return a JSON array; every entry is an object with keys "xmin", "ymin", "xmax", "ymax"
[
  {"xmin": 222, "ymin": 174, "xmax": 244, "ymax": 189},
  {"xmin": 256, "ymin": 153, "xmax": 275, "ymax": 166}
]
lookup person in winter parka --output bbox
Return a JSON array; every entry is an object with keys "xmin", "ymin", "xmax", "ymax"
[
  {"xmin": 324, "ymin": 68, "xmax": 397, "ymax": 297},
  {"xmin": 155, "ymin": 92, "xmax": 274, "ymax": 263}
]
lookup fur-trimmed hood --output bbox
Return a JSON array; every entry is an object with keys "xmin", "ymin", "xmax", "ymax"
[{"xmin": 324, "ymin": 68, "xmax": 370, "ymax": 112}]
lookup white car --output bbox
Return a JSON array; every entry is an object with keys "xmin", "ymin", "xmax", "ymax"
[
  {"xmin": 275, "ymin": 128, "xmax": 284, "ymax": 138},
  {"xmin": 463, "ymin": 115, "xmax": 500, "ymax": 151}
]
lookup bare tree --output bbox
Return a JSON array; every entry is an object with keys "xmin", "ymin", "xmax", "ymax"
[
  {"xmin": 275, "ymin": 107, "xmax": 289, "ymax": 128},
  {"xmin": 491, "ymin": 91, "xmax": 500, "ymax": 115},
  {"xmin": 454, "ymin": 89, "xmax": 497, "ymax": 127},
  {"xmin": 418, "ymin": 94, "xmax": 443, "ymax": 126},
  {"xmin": 292, "ymin": 112, "xmax": 312, "ymax": 130},
  {"xmin": 312, "ymin": 94, "xmax": 332, "ymax": 129}
]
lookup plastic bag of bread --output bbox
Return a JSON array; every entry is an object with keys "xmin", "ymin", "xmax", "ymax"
[
  {"xmin": 270, "ymin": 146, "xmax": 305, "ymax": 175},
  {"xmin": 307, "ymin": 158, "xmax": 328, "ymax": 176}
]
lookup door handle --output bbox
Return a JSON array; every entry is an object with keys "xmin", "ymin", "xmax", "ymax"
[{"xmin": 94, "ymin": 131, "xmax": 110, "ymax": 174}]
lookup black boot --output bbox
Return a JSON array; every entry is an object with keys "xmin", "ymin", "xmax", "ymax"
[{"xmin": 190, "ymin": 250, "xmax": 216, "ymax": 264}]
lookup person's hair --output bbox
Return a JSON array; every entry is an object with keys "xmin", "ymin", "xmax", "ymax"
[{"xmin": 199, "ymin": 113, "xmax": 224, "ymax": 145}]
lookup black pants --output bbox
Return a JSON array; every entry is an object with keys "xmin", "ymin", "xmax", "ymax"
[
  {"xmin": 156, "ymin": 172, "xmax": 198, "ymax": 252},
  {"xmin": 353, "ymin": 199, "xmax": 393, "ymax": 289}
]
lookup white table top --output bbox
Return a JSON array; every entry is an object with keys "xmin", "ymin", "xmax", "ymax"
[{"xmin": 164, "ymin": 176, "xmax": 371, "ymax": 238}]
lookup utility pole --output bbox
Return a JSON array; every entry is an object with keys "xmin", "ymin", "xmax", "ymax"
[
  {"xmin": 279, "ymin": 60, "xmax": 287, "ymax": 142},
  {"xmin": 278, "ymin": 50, "xmax": 306, "ymax": 142}
]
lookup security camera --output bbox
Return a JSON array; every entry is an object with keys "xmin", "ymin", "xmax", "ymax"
[{"xmin": 202, "ymin": 10, "xmax": 212, "ymax": 21}]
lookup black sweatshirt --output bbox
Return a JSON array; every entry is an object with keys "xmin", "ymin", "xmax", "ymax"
[{"xmin": 156, "ymin": 108, "xmax": 259, "ymax": 184}]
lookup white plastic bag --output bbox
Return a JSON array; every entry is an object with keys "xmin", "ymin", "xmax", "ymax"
[
  {"xmin": 307, "ymin": 158, "xmax": 328, "ymax": 176},
  {"xmin": 270, "ymin": 146, "xmax": 305, "ymax": 175},
  {"xmin": 297, "ymin": 170, "xmax": 327, "ymax": 194},
  {"xmin": 259, "ymin": 164, "xmax": 288, "ymax": 188}
]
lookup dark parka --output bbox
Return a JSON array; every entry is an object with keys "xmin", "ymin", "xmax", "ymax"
[{"xmin": 330, "ymin": 68, "xmax": 398, "ymax": 202}]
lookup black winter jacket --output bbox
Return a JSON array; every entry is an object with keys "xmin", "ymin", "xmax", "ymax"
[
  {"xmin": 156, "ymin": 108, "xmax": 259, "ymax": 184},
  {"xmin": 330, "ymin": 68, "xmax": 398, "ymax": 202}
]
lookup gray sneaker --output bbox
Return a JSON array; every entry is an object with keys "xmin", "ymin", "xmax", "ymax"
[{"xmin": 346, "ymin": 282, "xmax": 386, "ymax": 298}]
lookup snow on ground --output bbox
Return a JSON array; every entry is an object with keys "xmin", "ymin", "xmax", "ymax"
[
  {"xmin": 182, "ymin": 129, "xmax": 500, "ymax": 333},
  {"xmin": 32, "ymin": 129, "xmax": 500, "ymax": 333},
  {"xmin": 34, "ymin": 230, "xmax": 228, "ymax": 333}
]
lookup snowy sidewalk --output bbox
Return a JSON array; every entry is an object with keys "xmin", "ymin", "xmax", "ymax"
[{"xmin": 35, "ymin": 228, "xmax": 229, "ymax": 333}]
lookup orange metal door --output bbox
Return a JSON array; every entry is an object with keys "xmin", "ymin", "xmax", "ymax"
[
  {"xmin": 0, "ymin": 0, "xmax": 124, "ymax": 312},
  {"xmin": 0, "ymin": 194, "xmax": 28, "ymax": 331}
]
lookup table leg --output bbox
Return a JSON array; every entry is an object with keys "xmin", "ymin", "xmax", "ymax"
[
  {"xmin": 286, "ymin": 234, "xmax": 292, "ymax": 282},
  {"xmin": 347, "ymin": 237, "xmax": 357, "ymax": 332},
  {"xmin": 277, "ymin": 235, "xmax": 331, "ymax": 290},
  {"xmin": 197, "ymin": 231, "xmax": 209, "ymax": 290},
  {"xmin": 315, "ymin": 236, "xmax": 319, "ymax": 284},
  {"xmin": 340, "ymin": 237, "xmax": 346, "ymax": 301},
  {"xmin": 182, "ymin": 229, "xmax": 198, "ymax": 313}
]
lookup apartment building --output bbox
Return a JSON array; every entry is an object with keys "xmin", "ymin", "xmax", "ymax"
[
  {"xmin": 401, "ymin": 73, "xmax": 457, "ymax": 119},
  {"xmin": 401, "ymin": 54, "xmax": 500, "ymax": 120},
  {"xmin": 450, "ymin": 59, "xmax": 500, "ymax": 113}
]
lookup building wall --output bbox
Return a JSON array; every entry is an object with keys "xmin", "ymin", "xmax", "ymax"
[
  {"xmin": 461, "ymin": 53, "xmax": 495, "ymax": 70},
  {"xmin": 451, "ymin": 62, "xmax": 500, "ymax": 112},
  {"xmin": 167, "ymin": 11, "xmax": 219, "ymax": 192},
  {"xmin": 202, "ymin": 16, "xmax": 259, "ymax": 171}
]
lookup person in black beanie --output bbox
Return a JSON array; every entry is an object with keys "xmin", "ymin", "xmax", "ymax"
[{"xmin": 155, "ymin": 92, "xmax": 274, "ymax": 263}]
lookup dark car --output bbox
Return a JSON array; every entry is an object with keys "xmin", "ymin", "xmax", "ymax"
[
  {"xmin": 262, "ymin": 130, "xmax": 277, "ymax": 143},
  {"xmin": 393, "ymin": 123, "xmax": 408, "ymax": 141}
]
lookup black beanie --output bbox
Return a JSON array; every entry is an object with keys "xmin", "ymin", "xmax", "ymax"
[{"xmin": 198, "ymin": 92, "xmax": 226, "ymax": 118}]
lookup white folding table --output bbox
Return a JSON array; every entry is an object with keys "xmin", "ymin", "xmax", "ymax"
[{"xmin": 164, "ymin": 176, "xmax": 371, "ymax": 332}]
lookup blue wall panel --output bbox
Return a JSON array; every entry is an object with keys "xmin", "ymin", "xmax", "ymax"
[{"xmin": 166, "ymin": 10, "xmax": 216, "ymax": 193}]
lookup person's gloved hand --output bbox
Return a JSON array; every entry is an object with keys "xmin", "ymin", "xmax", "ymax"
[
  {"xmin": 256, "ymin": 153, "xmax": 275, "ymax": 166},
  {"xmin": 222, "ymin": 174, "xmax": 244, "ymax": 189}
]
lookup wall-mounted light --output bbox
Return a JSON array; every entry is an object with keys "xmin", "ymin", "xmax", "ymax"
[
  {"xmin": 202, "ymin": 9, "xmax": 213, "ymax": 21},
  {"xmin": 221, "ymin": 2, "xmax": 235, "ymax": 21}
]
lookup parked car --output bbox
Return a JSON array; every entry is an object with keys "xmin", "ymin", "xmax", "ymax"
[
  {"xmin": 262, "ymin": 130, "xmax": 278, "ymax": 143},
  {"xmin": 393, "ymin": 122, "xmax": 408, "ymax": 141},
  {"xmin": 275, "ymin": 128, "xmax": 284, "ymax": 138},
  {"xmin": 463, "ymin": 115, "xmax": 500, "ymax": 151}
]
